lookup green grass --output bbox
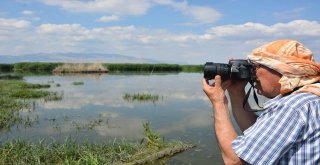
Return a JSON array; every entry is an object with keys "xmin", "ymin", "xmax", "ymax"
[
  {"xmin": 0, "ymin": 122, "xmax": 194, "ymax": 164},
  {"xmin": 0, "ymin": 138, "xmax": 140, "ymax": 165}
]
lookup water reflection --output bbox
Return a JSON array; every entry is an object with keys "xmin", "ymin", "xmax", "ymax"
[
  {"xmin": 158, "ymin": 110, "xmax": 212, "ymax": 134},
  {"xmin": 3, "ymin": 72, "xmax": 223, "ymax": 164}
]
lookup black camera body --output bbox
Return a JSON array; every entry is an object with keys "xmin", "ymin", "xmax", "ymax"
[{"xmin": 204, "ymin": 59, "xmax": 256, "ymax": 81}]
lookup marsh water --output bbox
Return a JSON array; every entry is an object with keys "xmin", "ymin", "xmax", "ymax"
[{"xmin": 1, "ymin": 72, "xmax": 241, "ymax": 164}]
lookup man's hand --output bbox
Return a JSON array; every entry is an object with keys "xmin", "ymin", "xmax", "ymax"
[
  {"xmin": 202, "ymin": 75, "xmax": 244, "ymax": 165},
  {"xmin": 202, "ymin": 75, "xmax": 231, "ymax": 106}
]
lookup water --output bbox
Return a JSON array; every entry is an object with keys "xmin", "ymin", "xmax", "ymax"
[{"xmin": 1, "ymin": 72, "xmax": 225, "ymax": 164}]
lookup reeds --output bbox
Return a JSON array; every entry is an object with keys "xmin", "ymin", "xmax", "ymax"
[
  {"xmin": 0, "ymin": 62, "xmax": 203, "ymax": 73},
  {"xmin": 123, "ymin": 93, "xmax": 160, "ymax": 103},
  {"xmin": 13, "ymin": 62, "xmax": 62, "ymax": 72},
  {"xmin": 0, "ymin": 64, "xmax": 14, "ymax": 72},
  {"xmin": 53, "ymin": 63, "xmax": 108, "ymax": 73},
  {"xmin": 104, "ymin": 63, "xmax": 181, "ymax": 72}
]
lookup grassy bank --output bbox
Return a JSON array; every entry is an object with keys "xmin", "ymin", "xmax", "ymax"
[
  {"xmin": 0, "ymin": 122, "xmax": 194, "ymax": 164},
  {"xmin": 0, "ymin": 62, "xmax": 203, "ymax": 73},
  {"xmin": 0, "ymin": 138, "xmax": 140, "ymax": 164}
]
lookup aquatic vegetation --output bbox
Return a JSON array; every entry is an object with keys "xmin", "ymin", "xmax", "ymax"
[
  {"xmin": 0, "ymin": 79, "xmax": 61, "ymax": 129},
  {"xmin": 71, "ymin": 118, "xmax": 103, "ymax": 130},
  {"xmin": 123, "ymin": 93, "xmax": 160, "ymax": 103},
  {"xmin": 0, "ymin": 97, "xmax": 27, "ymax": 129},
  {"xmin": 0, "ymin": 73, "xmax": 23, "ymax": 80},
  {"xmin": 44, "ymin": 91, "xmax": 63, "ymax": 101},
  {"xmin": 141, "ymin": 122, "xmax": 164, "ymax": 149},
  {"xmin": 72, "ymin": 81, "xmax": 84, "ymax": 85}
]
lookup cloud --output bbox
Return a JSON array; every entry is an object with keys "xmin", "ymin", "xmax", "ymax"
[
  {"xmin": 0, "ymin": 18, "xmax": 31, "ymax": 29},
  {"xmin": 157, "ymin": 110, "xmax": 212, "ymax": 134},
  {"xmin": 273, "ymin": 8, "xmax": 304, "ymax": 20},
  {"xmin": 96, "ymin": 15, "xmax": 120, "ymax": 22},
  {"xmin": 169, "ymin": 1, "xmax": 221, "ymax": 24},
  {"xmin": 20, "ymin": 10, "xmax": 40, "ymax": 21},
  {"xmin": 186, "ymin": 5, "xmax": 222, "ymax": 24},
  {"xmin": 38, "ymin": 0, "xmax": 221, "ymax": 24},
  {"xmin": 39, "ymin": 0, "xmax": 152, "ymax": 16},
  {"xmin": 154, "ymin": 0, "xmax": 222, "ymax": 24},
  {"xmin": 207, "ymin": 20, "xmax": 320, "ymax": 38},
  {"xmin": 21, "ymin": 10, "xmax": 35, "ymax": 16},
  {"xmin": 1, "ymin": 18, "xmax": 319, "ymax": 63},
  {"xmin": 36, "ymin": 23, "xmax": 87, "ymax": 34}
]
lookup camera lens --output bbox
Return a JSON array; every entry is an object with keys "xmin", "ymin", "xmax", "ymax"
[{"xmin": 203, "ymin": 62, "xmax": 230, "ymax": 80}]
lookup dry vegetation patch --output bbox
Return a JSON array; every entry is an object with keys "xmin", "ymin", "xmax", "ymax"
[{"xmin": 53, "ymin": 63, "xmax": 108, "ymax": 73}]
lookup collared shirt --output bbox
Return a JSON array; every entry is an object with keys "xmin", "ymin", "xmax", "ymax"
[{"xmin": 232, "ymin": 92, "xmax": 320, "ymax": 165}]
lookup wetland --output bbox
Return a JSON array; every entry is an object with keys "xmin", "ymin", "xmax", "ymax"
[{"xmin": 0, "ymin": 63, "xmax": 227, "ymax": 164}]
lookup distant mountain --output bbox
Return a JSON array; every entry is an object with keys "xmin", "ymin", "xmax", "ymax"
[{"xmin": 0, "ymin": 53, "xmax": 160, "ymax": 64}]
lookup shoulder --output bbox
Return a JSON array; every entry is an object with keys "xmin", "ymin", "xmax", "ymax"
[
  {"xmin": 268, "ymin": 92, "xmax": 319, "ymax": 124},
  {"xmin": 266, "ymin": 92, "xmax": 319, "ymax": 109},
  {"xmin": 281, "ymin": 92, "xmax": 319, "ymax": 109},
  {"xmin": 260, "ymin": 93, "xmax": 319, "ymax": 120}
]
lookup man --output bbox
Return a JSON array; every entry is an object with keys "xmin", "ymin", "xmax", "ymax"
[{"xmin": 202, "ymin": 39, "xmax": 320, "ymax": 164}]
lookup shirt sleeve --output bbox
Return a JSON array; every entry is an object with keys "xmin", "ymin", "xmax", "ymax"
[{"xmin": 231, "ymin": 104, "xmax": 305, "ymax": 165}]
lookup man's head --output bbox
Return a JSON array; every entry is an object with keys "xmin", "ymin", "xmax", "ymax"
[
  {"xmin": 253, "ymin": 64, "xmax": 282, "ymax": 98},
  {"xmin": 248, "ymin": 39, "xmax": 320, "ymax": 97}
]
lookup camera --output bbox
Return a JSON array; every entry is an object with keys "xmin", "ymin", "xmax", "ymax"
[{"xmin": 203, "ymin": 59, "xmax": 256, "ymax": 81}]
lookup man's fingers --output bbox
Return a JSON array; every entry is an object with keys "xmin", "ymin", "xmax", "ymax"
[
  {"xmin": 202, "ymin": 78, "xmax": 210, "ymax": 91},
  {"xmin": 202, "ymin": 78, "xmax": 208, "ymax": 86},
  {"xmin": 214, "ymin": 75, "xmax": 222, "ymax": 87}
]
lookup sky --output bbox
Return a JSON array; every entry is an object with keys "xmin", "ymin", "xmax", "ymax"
[{"xmin": 0, "ymin": 0, "xmax": 319, "ymax": 64}]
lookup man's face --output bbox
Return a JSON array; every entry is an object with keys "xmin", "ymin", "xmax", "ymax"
[{"xmin": 255, "ymin": 65, "xmax": 282, "ymax": 98}]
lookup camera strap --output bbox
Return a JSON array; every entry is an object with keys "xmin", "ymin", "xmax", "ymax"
[{"xmin": 242, "ymin": 80, "xmax": 263, "ymax": 111}]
